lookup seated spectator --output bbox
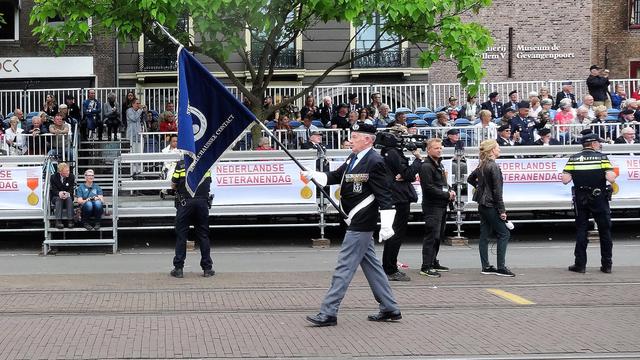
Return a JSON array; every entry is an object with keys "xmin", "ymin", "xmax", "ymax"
[
  {"xmin": 578, "ymin": 95, "xmax": 595, "ymax": 119},
  {"xmin": 474, "ymin": 109, "xmax": 497, "ymax": 141},
  {"xmin": 332, "ymin": 103, "xmax": 350, "ymax": 129},
  {"xmin": 589, "ymin": 106, "xmax": 611, "ymax": 143},
  {"xmin": 439, "ymin": 96, "xmax": 459, "ymax": 121},
  {"xmin": 160, "ymin": 134, "xmax": 180, "ymax": 198},
  {"xmin": 255, "ymin": 137, "xmax": 274, "ymax": 150},
  {"xmin": 611, "ymin": 84, "xmax": 627, "ymax": 109},
  {"xmin": 502, "ymin": 90, "xmax": 520, "ymax": 113},
  {"xmin": 538, "ymin": 86, "xmax": 554, "ymax": 104},
  {"xmin": 279, "ymin": 95, "xmax": 300, "ymax": 121},
  {"xmin": 341, "ymin": 138, "xmax": 352, "ymax": 149},
  {"xmin": 75, "ymin": 169, "xmax": 104, "ymax": 231},
  {"xmin": 296, "ymin": 114, "xmax": 319, "ymax": 146},
  {"xmin": 533, "ymin": 128, "xmax": 560, "ymax": 146},
  {"xmin": 275, "ymin": 115, "xmax": 295, "ymax": 149},
  {"xmin": 4, "ymin": 116, "xmax": 26, "ymax": 155},
  {"xmin": 614, "ymin": 126, "xmax": 637, "ymax": 144},
  {"xmin": 496, "ymin": 124, "xmax": 513, "ymax": 147},
  {"xmin": 145, "ymin": 111, "xmax": 160, "ymax": 132},
  {"xmin": 159, "ymin": 111, "xmax": 177, "ymax": 132},
  {"xmin": 49, "ymin": 114, "xmax": 71, "ymax": 135},
  {"xmin": 347, "ymin": 110, "xmax": 359, "ymax": 127},
  {"xmin": 26, "ymin": 115, "xmax": 49, "ymax": 155},
  {"xmin": 387, "ymin": 111, "xmax": 409, "ymax": 128},
  {"xmin": 554, "ymin": 99, "xmax": 576, "ymax": 134},
  {"xmin": 347, "ymin": 93, "xmax": 362, "ymax": 112},
  {"xmin": 42, "ymin": 94, "xmax": 59, "ymax": 118},
  {"xmin": 300, "ymin": 95, "xmax": 319, "ymax": 121},
  {"xmin": 529, "ymin": 97, "xmax": 542, "ymax": 118},
  {"xmin": 576, "ymin": 107, "xmax": 590, "ymax": 124},
  {"xmin": 481, "ymin": 91, "xmax": 503, "ymax": 118},
  {"xmin": 158, "ymin": 102, "xmax": 176, "ymax": 123},
  {"xmin": 540, "ymin": 98, "xmax": 554, "ymax": 114},
  {"xmin": 459, "ymin": 94, "xmax": 480, "ymax": 121},
  {"xmin": 63, "ymin": 95, "xmax": 81, "ymax": 128},
  {"xmin": 432, "ymin": 111, "xmax": 450, "ymax": 127},
  {"xmin": 443, "ymin": 128, "xmax": 461, "ymax": 147},
  {"xmin": 50, "ymin": 162, "xmax": 75, "ymax": 229},
  {"xmin": 377, "ymin": 104, "xmax": 393, "ymax": 125},
  {"xmin": 357, "ymin": 107, "xmax": 374, "ymax": 124},
  {"xmin": 48, "ymin": 114, "xmax": 72, "ymax": 159},
  {"xmin": 499, "ymin": 108, "xmax": 516, "ymax": 127}
]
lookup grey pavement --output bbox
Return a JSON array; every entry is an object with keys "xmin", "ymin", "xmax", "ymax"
[
  {"xmin": 0, "ymin": 239, "xmax": 639, "ymax": 275},
  {"xmin": 1, "ymin": 237, "xmax": 640, "ymax": 359}
]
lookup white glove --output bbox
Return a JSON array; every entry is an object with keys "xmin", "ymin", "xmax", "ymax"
[
  {"xmin": 300, "ymin": 171, "xmax": 327, "ymax": 186},
  {"xmin": 378, "ymin": 209, "xmax": 396, "ymax": 243}
]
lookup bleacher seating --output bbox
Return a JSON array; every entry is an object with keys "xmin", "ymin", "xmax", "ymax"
[
  {"xmin": 266, "ymin": 121, "xmax": 276, "ymax": 130},
  {"xmin": 454, "ymin": 118, "xmax": 472, "ymax": 126},
  {"xmin": 420, "ymin": 112, "xmax": 437, "ymax": 121},
  {"xmin": 414, "ymin": 106, "xmax": 433, "ymax": 114},
  {"xmin": 405, "ymin": 113, "xmax": 420, "ymax": 121},
  {"xmin": 311, "ymin": 120, "xmax": 324, "ymax": 128},
  {"xmin": 289, "ymin": 121, "xmax": 301, "ymax": 128},
  {"xmin": 409, "ymin": 119, "xmax": 428, "ymax": 127},
  {"xmin": 395, "ymin": 107, "xmax": 412, "ymax": 114}
]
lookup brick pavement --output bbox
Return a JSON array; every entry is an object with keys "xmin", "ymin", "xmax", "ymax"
[{"xmin": 0, "ymin": 268, "xmax": 639, "ymax": 359}]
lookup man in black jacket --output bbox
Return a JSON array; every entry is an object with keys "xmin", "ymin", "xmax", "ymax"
[
  {"xmin": 302, "ymin": 122, "xmax": 401, "ymax": 327},
  {"xmin": 554, "ymin": 82, "xmax": 577, "ymax": 109},
  {"xmin": 50, "ymin": 162, "xmax": 76, "ymax": 229},
  {"xmin": 419, "ymin": 138, "xmax": 455, "ymax": 277},
  {"xmin": 380, "ymin": 126, "xmax": 423, "ymax": 281},
  {"xmin": 481, "ymin": 92, "xmax": 503, "ymax": 119},
  {"xmin": 586, "ymin": 65, "xmax": 611, "ymax": 108}
]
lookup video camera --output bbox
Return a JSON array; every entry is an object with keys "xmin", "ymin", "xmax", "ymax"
[{"xmin": 374, "ymin": 131, "xmax": 428, "ymax": 151}]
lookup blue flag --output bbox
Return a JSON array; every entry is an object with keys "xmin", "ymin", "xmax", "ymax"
[{"xmin": 177, "ymin": 47, "xmax": 255, "ymax": 196}]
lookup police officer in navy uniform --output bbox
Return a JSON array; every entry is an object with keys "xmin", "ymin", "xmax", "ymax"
[
  {"xmin": 562, "ymin": 130, "xmax": 617, "ymax": 274},
  {"xmin": 170, "ymin": 160, "xmax": 215, "ymax": 278},
  {"xmin": 301, "ymin": 122, "xmax": 400, "ymax": 327}
]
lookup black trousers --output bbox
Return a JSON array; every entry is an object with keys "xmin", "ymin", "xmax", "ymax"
[
  {"xmin": 574, "ymin": 192, "xmax": 612, "ymax": 267},
  {"xmin": 382, "ymin": 202, "xmax": 410, "ymax": 275},
  {"xmin": 173, "ymin": 198, "xmax": 213, "ymax": 270},
  {"xmin": 421, "ymin": 205, "xmax": 447, "ymax": 270}
]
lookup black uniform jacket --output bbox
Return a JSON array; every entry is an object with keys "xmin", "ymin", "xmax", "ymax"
[
  {"xmin": 419, "ymin": 156, "xmax": 450, "ymax": 208},
  {"xmin": 382, "ymin": 147, "xmax": 420, "ymax": 204},
  {"xmin": 326, "ymin": 148, "xmax": 394, "ymax": 232},
  {"xmin": 50, "ymin": 173, "xmax": 75, "ymax": 200}
]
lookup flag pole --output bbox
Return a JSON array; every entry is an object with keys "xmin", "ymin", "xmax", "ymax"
[
  {"xmin": 252, "ymin": 119, "xmax": 347, "ymax": 219},
  {"xmin": 153, "ymin": 21, "xmax": 348, "ymax": 219}
]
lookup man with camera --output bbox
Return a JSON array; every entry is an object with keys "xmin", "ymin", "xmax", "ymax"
[
  {"xmin": 562, "ymin": 130, "xmax": 617, "ymax": 274},
  {"xmin": 170, "ymin": 159, "xmax": 215, "ymax": 279},
  {"xmin": 378, "ymin": 125, "xmax": 423, "ymax": 281},
  {"xmin": 419, "ymin": 138, "xmax": 455, "ymax": 277}
]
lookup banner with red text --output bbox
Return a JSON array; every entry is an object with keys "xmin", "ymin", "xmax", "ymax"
[
  {"xmin": 210, "ymin": 160, "xmax": 316, "ymax": 205},
  {"xmin": 467, "ymin": 158, "xmax": 571, "ymax": 202},
  {"xmin": 466, "ymin": 156, "xmax": 640, "ymax": 203},
  {"xmin": 0, "ymin": 167, "xmax": 43, "ymax": 210}
]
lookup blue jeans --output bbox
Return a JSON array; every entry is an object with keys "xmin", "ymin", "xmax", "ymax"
[{"xmin": 81, "ymin": 200, "xmax": 104, "ymax": 224}]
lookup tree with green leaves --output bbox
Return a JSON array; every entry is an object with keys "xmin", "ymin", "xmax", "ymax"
[{"xmin": 30, "ymin": 0, "xmax": 492, "ymax": 147}]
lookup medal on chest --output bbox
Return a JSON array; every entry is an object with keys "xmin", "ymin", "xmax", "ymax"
[{"xmin": 353, "ymin": 182, "xmax": 363, "ymax": 193}]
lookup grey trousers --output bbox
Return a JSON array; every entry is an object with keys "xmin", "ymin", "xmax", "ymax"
[
  {"xmin": 320, "ymin": 230, "xmax": 399, "ymax": 317},
  {"xmin": 53, "ymin": 196, "xmax": 73, "ymax": 220}
]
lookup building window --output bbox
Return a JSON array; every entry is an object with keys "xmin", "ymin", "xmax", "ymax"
[
  {"xmin": 631, "ymin": 0, "xmax": 640, "ymax": 29},
  {"xmin": 0, "ymin": 1, "xmax": 18, "ymax": 41},
  {"xmin": 139, "ymin": 15, "xmax": 189, "ymax": 71},
  {"xmin": 352, "ymin": 15, "xmax": 408, "ymax": 68}
]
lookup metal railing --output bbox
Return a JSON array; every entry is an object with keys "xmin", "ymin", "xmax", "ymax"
[
  {"xmin": 350, "ymin": 49, "xmax": 410, "ymax": 68},
  {"xmin": 138, "ymin": 52, "xmax": 177, "ymax": 72},
  {"xmin": 2, "ymin": 79, "xmax": 639, "ymax": 122},
  {"xmin": 248, "ymin": 49, "xmax": 304, "ymax": 69},
  {"xmin": 1, "ymin": 133, "xmax": 73, "ymax": 161}
]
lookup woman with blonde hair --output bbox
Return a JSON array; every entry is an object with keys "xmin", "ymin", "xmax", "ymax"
[{"xmin": 467, "ymin": 139, "xmax": 514, "ymax": 277}]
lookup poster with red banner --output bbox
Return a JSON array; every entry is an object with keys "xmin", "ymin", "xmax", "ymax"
[{"xmin": 0, "ymin": 167, "xmax": 43, "ymax": 210}]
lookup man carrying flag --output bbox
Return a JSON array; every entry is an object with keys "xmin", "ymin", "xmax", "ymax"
[{"xmin": 171, "ymin": 47, "xmax": 255, "ymax": 278}]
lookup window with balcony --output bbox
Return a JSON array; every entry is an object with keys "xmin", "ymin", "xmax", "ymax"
[
  {"xmin": 249, "ymin": 35, "xmax": 303, "ymax": 70},
  {"xmin": 139, "ymin": 16, "xmax": 189, "ymax": 72},
  {"xmin": 0, "ymin": 1, "xmax": 18, "ymax": 41},
  {"xmin": 352, "ymin": 15, "xmax": 408, "ymax": 68},
  {"xmin": 631, "ymin": 0, "xmax": 640, "ymax": 29}
]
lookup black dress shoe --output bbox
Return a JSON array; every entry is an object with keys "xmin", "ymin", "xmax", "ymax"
[
  {"xmin": 367, "ymin": 310, "xmax": 402, "ymax": 322},
  {"xmin": 306, "ymin": 313, "xmax": 337, "ymax": 327},
  {"xmin": 600, "ymin": 266, "xmax": 612, "ymax": 274},
  {"xmin": 568, "ymin": 264, "xmax": 586, "ymax": 273},
  {"xmin": 170, "ymin": 268, "xmax": 183, "ymax": 278},
  {"xmin": 203, "ymin": 269, "xmax": 215, "ymax": 277}
]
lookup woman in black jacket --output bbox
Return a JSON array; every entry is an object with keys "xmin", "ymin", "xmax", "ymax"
[{"xmin": 467, "ymin": 139, "xmax": 515, "ymax": 277}]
